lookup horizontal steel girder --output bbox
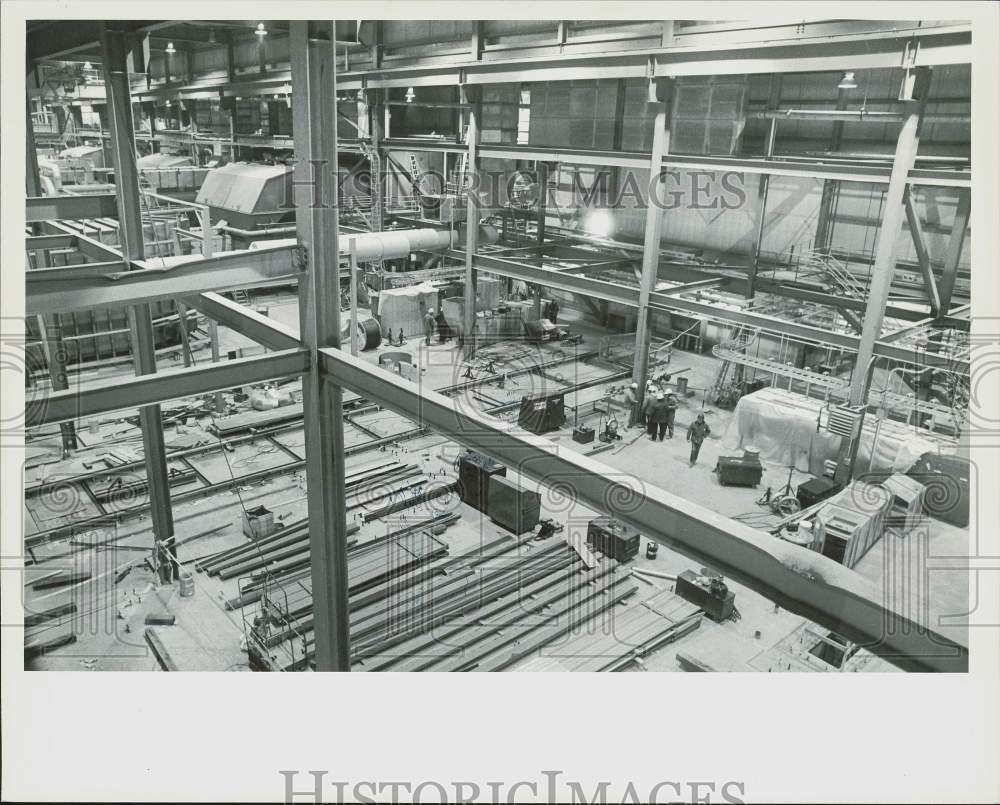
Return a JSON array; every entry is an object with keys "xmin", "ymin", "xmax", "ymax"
[
  {"xmin": 26, "ymin": 348, "xmax": 309, "ymax": 428},
  {"xmin": 336, "ymin": 25, "xmax": 969, "ymax": 90},
  {"xmin": 184, "ymin": 292, "xmax": 302, "ymax": 351},
  {"xmin": 26, "ymin": 194, "xmax": 118, "ymax": 222},
  {"xmin": 319, "ymin": 346, "xmax": 967, "ymax": 672},
  {"xmin": 25, "ymin": 244, "xmax": 301, "ymax": 314},
  {"xmin": 456, "ymin": 251, "xmax": 969, "ymax": 373},
  {"xmin": 385, "ymin": 140, "xmax": 970, "ymax": 188}
]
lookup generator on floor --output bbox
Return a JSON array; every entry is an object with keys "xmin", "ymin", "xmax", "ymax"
[
  {"xmin": 488, "ymin": 475, "xmax": 541, "ymax": 535},
  {"xmin": 518, "ymin": 392, "xmax": 566, "ymax": 434},
  {"xmin": 715, "ymin": 449, "xmax": 764, "ymax": 487},
  {"xmin": 675, "ymin": 569, "xmax": 736, "ymax": 621},
  {"xmin": 457, "ymin": 450, "xmax": 507, "ymax": 513},
  {"xmin": 586, "ymin": 517, "xmax": 640, "ymax": 562}
]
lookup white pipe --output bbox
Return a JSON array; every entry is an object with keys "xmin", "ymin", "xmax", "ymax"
[{"xmin": 248, "ymin": 227, "xmax": 455, "ymax": 261}]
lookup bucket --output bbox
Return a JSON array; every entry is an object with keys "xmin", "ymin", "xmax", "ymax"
[
  {"xmin": 675, "ymin": 376, "xmax": 689, "ymax": 395},
  {"xmin": 179, "ymin": 571, "xmax": 195, "ymax": 598},
  {"xmin": 743, "ymin": 446, "xmax": 760, "ymax": 461}
]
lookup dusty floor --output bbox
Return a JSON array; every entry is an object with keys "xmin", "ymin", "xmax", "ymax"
[{"xmin": 22, "ymin": 291, "xmax": 968, "ymax": 672}]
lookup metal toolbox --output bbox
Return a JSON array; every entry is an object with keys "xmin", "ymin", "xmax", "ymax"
[{"xmin": 715, "ymin": 455, "xmax": 763, "ymax": 487}]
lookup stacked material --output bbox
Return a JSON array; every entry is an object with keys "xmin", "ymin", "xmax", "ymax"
[{"xmin": 374, "ymin": 282, "xmax": 439, "ymax": 338}]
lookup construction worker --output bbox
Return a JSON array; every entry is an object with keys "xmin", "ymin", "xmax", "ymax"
[
  {"xmin": 548, "ymin": 298, "xmax": 560, "ymax": 324},
  {"xmin": 423, "ymin": 309, "xmax": 436, "ymax": 346},
  {"xmin": 640, "ymin": 388, "xmax": 656, "ymax": 430},
  {"xmin": 648, "ymin": 393, "xmax": 671, "ymax": 441},
  {"xmin": 686, "ymin": 413, "xmax": 711, "ymax": 465},
  {"xmin": 664, "ymin": 391, "xmax": 678, "ymax": 438},
  {"xmin": 623, "ymin": 382, "xmax": 639, "ymax": 428}
]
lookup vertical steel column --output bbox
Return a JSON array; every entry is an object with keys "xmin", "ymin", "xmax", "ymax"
[
  {"xmin": 461, "ymin": 84, "xmax": 480, "ymax": 352},
  {"xmin": 536, "ymin": 162, "xmax": 548, "ymax": 246},
  {"xmin": 937, "ymin": 189, "xmax": 970, "ymax": 316},
  {"xmin": 349, "ymin": 239, "xmax": 359, "ymax": 358},
  {"xmin": 26, "ymin": 95, "xmax": 77, "ymax": 451},
  {"xmin": 630, "ymin": 80, "xmax": 671, "ymax": 399},
  {"xmin": 903, "ymin": 188, "xmax": 941, "ymax": 315},
  {"xmin": 847, "ymin": 68, "xmax": 930, "ymax": 405},
  {"xmin": 290, "ymin": 21, "xmax": 351, "ymax": 671},
  {"xmin": 100, "ymin": 23, "xmax": 176, "ymax": 579},
  {"xmin": 747, "ymin": 116, "xmax": 778, "ymax": 299}
]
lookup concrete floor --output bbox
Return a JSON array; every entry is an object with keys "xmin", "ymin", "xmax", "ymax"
[{"xmin": 22, "ymin": 290, "xmax": 969, "ymax": 671}]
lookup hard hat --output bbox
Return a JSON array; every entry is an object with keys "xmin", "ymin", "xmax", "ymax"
[
  {"xmin": 630, "ymin": 382, "xmax": 638, "ymax": 388},
  {"xmin": 657, "ymin": 393, "xmax": 665, "ymax": 400}
]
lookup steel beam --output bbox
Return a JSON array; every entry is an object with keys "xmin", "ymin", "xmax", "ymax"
[
  {"xmin": 632, "ymin": 88, "xmax": 671, "ymax": 399},
  {"xmin": 461, "ymin": 84, "xmax": 480, "ymax": 351},
  {"xmin": 290, "ymin": 21, "xmax": 351, "ymax": 672},
  {"xmin": 42, "ymin": 222, "xmax": 125, "ymax": 263},
  {"xmin": 27, "ymin": 349, "xmax": 309, "ymax": 428},
  {"xmin": 183, "ymin": 292, "xmax": 301, "ymax": 351},
  {"xmin": 454, "ymin": 251, "xmax": 968, "ymax": 373},
  {"xmin": 26, "ymin": 194, "xmax": 118, "ymax": 222},
  {"xmin": 937, "ymin": 189, "xmax": 971, "ymax": 315},
  {"xmin": 848, "ymin": 69, "xmax": 930, "ymax": 405},
  {"xmin": 904, "ymin": 189, "xmax": 941, "ymax": 316},
  {"xmin": 25, "ymin": 234, "xmax": 75, "ymax": 251},
  {"xmin": 319, "ymin": 346, "xmax": 966, "ymax": 672},
  {"xmin": 101, "ymin": 23, "xmax": 178, "ymax": 582},
  {"xmin": 385, "ymin": 139, "xmax": 970, "ymax": 188},
  {"xmin": 25, "ymin": 244, "xmax": 300, "ymax": 314}
]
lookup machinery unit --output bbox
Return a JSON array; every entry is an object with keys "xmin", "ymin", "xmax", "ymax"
[
  {"xmin": 715, "ymin": 454, "xmax": 764, "ymax": 487},
  {"xmin": 675, "ymin": 569, "xmax": 735, "ymax": 621},
  {"xmin": 797, "ymin": 477, "xmax": 842, "ymax": 509},
  {"xmin": 517, "ymin": 393, "xmax": 566, "ymax": 434},
  {"xmin": 458, "ymin": 451, "xmax": 507, "ymax": 513},
  {"xmin": 814, "ymin": 481, "xmax": 891, "ymax": 568},
  {"xmin": 488, "ymin": 476, "xmax": 541, "ymax": 534},
  {"xmin": 572, "ymin": 425, "xmax": 595, "ymax": 444},
  {"xmin": 585, "ymin": 517, "xmax": 640, "ymax": 563}
]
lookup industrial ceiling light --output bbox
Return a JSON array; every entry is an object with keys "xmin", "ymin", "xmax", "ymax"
[
  {"xmin": 255, "ymin": 23, "xmax": 268, "ymax": 39},
  {"xmin": 838, "ymin": 71, "xmax": 858, "ymax": 90},
  {"xmin": 404, "ymin": 87, "xmax": 416, "ymax": 103},
  {"xmin": 165, "ymin": 41, "xmax": 177, "ymax": 55},
  {"xmin": 83, "ymin": 61, "xmax": 92, "ymax": 71},
  {"xmin": 208, "ymin": 29, "xmax": 217, "ymax": 44},
  {"xmin": 165, "ymin": 99, "xmax": 172, "ymax": 107}
]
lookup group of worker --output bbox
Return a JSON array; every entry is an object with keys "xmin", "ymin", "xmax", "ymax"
[{"xmin": 623, "ymin": 381, "xmax": 711, "ymax": 464}]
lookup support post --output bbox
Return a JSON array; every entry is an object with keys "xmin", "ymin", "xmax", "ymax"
[
  {"xmin": 207, "ymin": 317, "xmax": 225, "ymax": 413},
  {"xmin": 748, "ymin": 75, "xmax": 781, "ymax": 299},
  {"xmin": 101, "ymin": 23, "xmax": 176, "ymax": 581},
  {"xmin": 904, "ymin": 187, "xmax": 941, "ymax": 316},
  {"xmin": 847, "ymin": 67, "xmax": 930, "ymax": 406},
  {"xmin": 536, "ymin": 161, "xmax": 548, "ymax": 246},
  {"xmin": 937, "ymin": 188, "xmax": 970, "ymax": 315},
  {"xmin": 290, "ymin": 21, "xmax": 351, "ymax": 671},
  {"xmin": 630, "ymin": 79, "xmax": 672, "ymax": 401},
  {"xmin": 26, "ymin": 94, "xmax": 77, "ymax": 451},
  {"xmin": 175, "ymin": 301, "xmax": 193, "ymax": 367},
  {"xmin": 461, "ymin": 84, "xmax": 480, "ymax": 354},
  {"xmin": 349, "ymin": 238, "xmax": 359, "ymax": 357}
]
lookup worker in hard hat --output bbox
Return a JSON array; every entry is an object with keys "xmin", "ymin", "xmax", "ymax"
[
  {"xmin": 624, "ymin": 382, "xmax": 640, "ymax": 428},
  {"xmin": 686, "ymin": 413, "xmax": 711, "ymax": 464},
  {"xmin": 648, "ymin": 393, "xmax": 671, "ymax": 441},
  {"xmin": 664, "ymin": 391, "xmax": 679, "ymax": 438}
]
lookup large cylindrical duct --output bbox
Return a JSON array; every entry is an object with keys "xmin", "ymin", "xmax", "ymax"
[{"xmin": 248, "ymin": 225, "xmax": 496, "ymax": 260}]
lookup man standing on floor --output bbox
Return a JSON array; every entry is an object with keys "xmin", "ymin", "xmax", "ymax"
[
  {"xmin": 647, "ymin": 393, "xmax": 670, "ymax": 441},
  {"xmin": 423, "ymin": 309, "xmax": 437, "ymax": 346},
  {"xmin": 624, "ymin": 382, "xmax": 639, "ymax": 428},
  {"xmin": 686, "ymin": 413, "xmax": 711, "ymax": 464},
  {"xmin": 640, "ymin": 387, "xmax": 656, "ymax": 430},
  {"xmin": 548, "ymin": 298, "xmax": 559, "ymax": 324},
  {"xmin": 664, "ymin": 390, "xmax": 678, "ymax": 438}
]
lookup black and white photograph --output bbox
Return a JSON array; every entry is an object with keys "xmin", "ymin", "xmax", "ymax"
[{"xmin": 2, "ymin": 3, "xmax": 998, "ymax": 803}]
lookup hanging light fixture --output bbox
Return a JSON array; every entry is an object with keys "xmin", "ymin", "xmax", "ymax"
[
  {"xmin": 165, "ymin": 99, "xmax": 172, "ymax": 108},
  {"xmin": 207, "ymin": 28, "xmax": 217, "ymax": 44},
  {"xmin": 404, "ymin": 87, "xmax": 416, "ymax": 103},
  {"xmin": 837, "ymin": 71, "xmax": 857, "ymax": 90},
  {"xmin": 255, "ymin": 23, "xmax": 268, "ymax": 39},
  {"xmin": 165, "ymin": 41, "xmax": 177, "ymax": 55},
  {"xmin": 83, "ymin": 61, "xmax": 92, "ymax": 71}
]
